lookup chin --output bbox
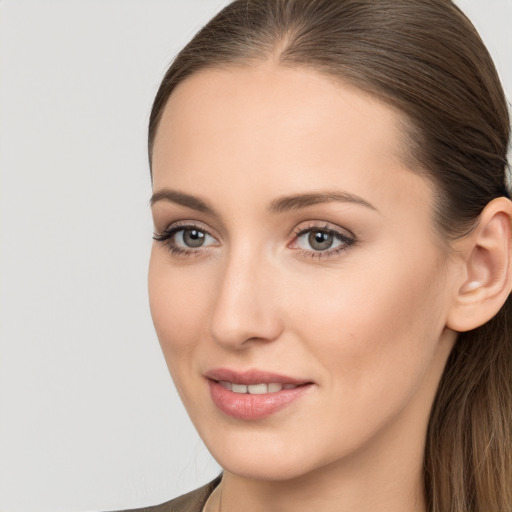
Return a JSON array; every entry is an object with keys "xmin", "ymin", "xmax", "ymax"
[
  {"xmin": 218, "ymin": 456, "xmax": 313, "ymax": 482},
  {"xmin": 201, "ymin": 428, "xmax": 331, "ymax": 482}
]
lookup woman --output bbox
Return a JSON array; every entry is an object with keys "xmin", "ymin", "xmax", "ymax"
[{"xmin": 127, "ymin": 0, "xmax": 512, "ymax": 510}]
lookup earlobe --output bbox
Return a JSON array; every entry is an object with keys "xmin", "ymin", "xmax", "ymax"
[{"xmin": 447, "ymin": 197, "xmax": 512, "ymax": 332}]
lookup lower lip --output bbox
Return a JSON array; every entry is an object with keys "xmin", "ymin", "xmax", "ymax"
[{"xmin": 208, "ymin": 380, "xmax": 312, "ymax": 421}]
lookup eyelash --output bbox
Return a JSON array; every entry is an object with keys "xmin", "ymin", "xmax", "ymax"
[
  {"xmin": 152, "ymin": 223, "xmax": 212, "ymax": 257},
  {"xmin": 292, "ymin": 223, "xmax": 356, "ymax": 259},
  {"xmin": 153, "ymin": 222, "xmax": 357, "ymax": 259}
]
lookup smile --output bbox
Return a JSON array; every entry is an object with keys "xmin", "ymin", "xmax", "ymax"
[
  {"xmin": 205, "ymin": 368, "xmax": 314, "ymax": 420},
  {"xmin": 218, "ymin": 381, "xmax": 300, "ymax": 394}
]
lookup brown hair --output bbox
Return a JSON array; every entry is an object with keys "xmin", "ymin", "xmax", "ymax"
[{"xmin": 148, "ymin": 1, "xmax": 511, "ymax": 510}]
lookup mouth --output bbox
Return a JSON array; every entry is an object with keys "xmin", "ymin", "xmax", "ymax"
[
  {"xmin": 205, "ymin": 368, "xmax": 314, "ymax": 421},
  {"xmin": 216, "ymin": 381, "xmax": 302, "ymax": 394}
]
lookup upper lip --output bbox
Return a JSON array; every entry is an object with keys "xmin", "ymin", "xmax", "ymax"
[{"xmin": 205, "ymin": 368, "xmax": 311, "ymax": 386}]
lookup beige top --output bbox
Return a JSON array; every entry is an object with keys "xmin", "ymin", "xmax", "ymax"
[{"xmin": 115, "ymin": 476, "xmax": 222, "ymax": 512}]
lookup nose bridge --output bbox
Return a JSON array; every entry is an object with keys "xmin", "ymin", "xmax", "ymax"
[{"xmin": 209, "ymin": 240, "xmax": 281, "ymax": 348}]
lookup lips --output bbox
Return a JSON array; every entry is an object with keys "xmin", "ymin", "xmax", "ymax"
[
  {"xmin": 205, "ymin": 368, "xmax": 313, "ymax": 421},
  {"xmin": 218, "ymin": 381, "xmax": 300, "ymax": 394},
  {"xmin": 205, "ymin": 368, "xmax": 310, "ymax": 386}
]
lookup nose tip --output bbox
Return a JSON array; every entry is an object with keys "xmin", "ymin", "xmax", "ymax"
[
  {"xmin": 209, "ymin": 265, "xmax": 283, "ymax": 349},
  {"xmin": 210, "ymin": 308, "xmax": 282, "ymax": 348}
]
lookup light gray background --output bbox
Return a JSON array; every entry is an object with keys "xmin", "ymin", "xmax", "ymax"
[{"xmin": 0, "ymin": 1, "xmax": 510, "ymax": 511}]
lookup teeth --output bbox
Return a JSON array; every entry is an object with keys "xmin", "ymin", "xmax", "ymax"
[
  {"xmin": 232, "ymin": 383, "xmax": 248, "ymax": 393},
  {"xmin": 219, "ymin": 381, "xmax": 232, "ymax": 391},
  {"xmin": 247, "ymin": 383, "xmax": 268, "ymax": 395},
  {"xmin": 220, "ymin": 382, "xmax": 296, "ymax": 394}
]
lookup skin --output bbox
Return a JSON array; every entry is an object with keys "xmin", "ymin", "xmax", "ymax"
[{"xmin": 148, "ymin": 63, "xmax": 464, "ymax": 512}]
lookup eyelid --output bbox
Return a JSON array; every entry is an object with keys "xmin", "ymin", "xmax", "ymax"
[
  {"xmin": 154, "ymin": 220, "xmax": 219, "ymax": 239},
  {"xmin": 292, "ymin": 220, "xmax": 355, "ymax": 240}
]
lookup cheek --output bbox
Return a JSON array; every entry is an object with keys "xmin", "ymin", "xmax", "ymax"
[
  {"xmin": 148, "ymin": 249, "xmax": 212, "ymax": 375},
  {"xmin": 289, "ymin": 247, "xmax": 446, "ymax": 403}
]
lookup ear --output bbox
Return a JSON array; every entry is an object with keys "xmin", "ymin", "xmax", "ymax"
[{"xmin": 447, "ymin": 197, "xmax": 512, "ymax": 332}]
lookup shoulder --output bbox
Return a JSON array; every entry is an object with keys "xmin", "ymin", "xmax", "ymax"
[{"xmin": 114, "ymin": 476, "xmax": 222, "ymax": 512}]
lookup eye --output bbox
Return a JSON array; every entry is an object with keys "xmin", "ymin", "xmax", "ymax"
[
  {"xmin": 175, "ymin": 228, "xmax": 214, "ymax": 248},
  {"xmin": 292, "ymin": 224, "xmax": 355, "ymax": 257},
  {"xmin": 153, "ymin": 224, "xmax": 218, "ymax": 255},
  {"xmin": 301, "ymin": 230, "xmax": 338, "ymax": 251}
]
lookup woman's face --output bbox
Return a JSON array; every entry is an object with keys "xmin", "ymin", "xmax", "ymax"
[{"xmin": 149, "ymin": 64, "xmax": 458, "ymax": 481}]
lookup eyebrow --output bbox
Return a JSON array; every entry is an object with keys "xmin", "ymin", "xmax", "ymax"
[
  {"xmin": 150, "ymin": 188, "xmax": 376, "ymax": 215},
  {"xmin": 150, "ymin": 189, "xmax": 217, "ymax": 215},
  {"xmin": 268, "ymin": 191, "xmax": 376, "ymax": 214}
]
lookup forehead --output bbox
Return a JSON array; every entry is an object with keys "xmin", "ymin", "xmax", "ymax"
[
  {"xmin": 153, "ymin": 63, "xmax": 406, "ymax": 168},
  {"xmin": 151, "ymin": 64, "xmax": 431, "ymax": 221}
]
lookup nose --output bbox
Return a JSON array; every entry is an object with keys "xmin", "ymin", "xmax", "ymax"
[{"xmin": 209, "ymin": 250, "xmax": 283, "ymax": 349}]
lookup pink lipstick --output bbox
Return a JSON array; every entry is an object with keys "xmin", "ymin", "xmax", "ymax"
[{"xmin": 205, "ymin": 368, "xmax": 313, "ymax": 421}]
